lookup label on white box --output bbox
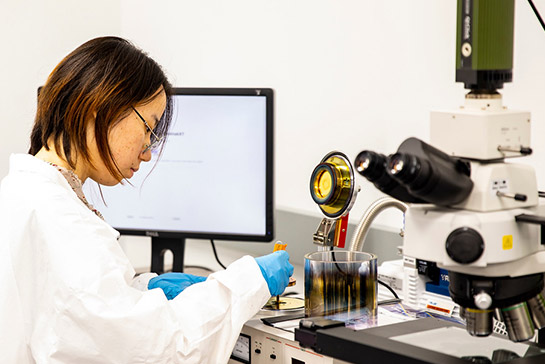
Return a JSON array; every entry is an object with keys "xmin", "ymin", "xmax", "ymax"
[
  {"xmin": 425, "ymin": 298, "xmax": 456, "ymax": 317},
  {"xmin": 378, "ymin": 274, "xmax": 403, "ymax": 292}
]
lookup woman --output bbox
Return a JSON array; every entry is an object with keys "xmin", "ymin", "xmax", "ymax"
[{"xmin": 0, "ymin": 36, "xmax": 293, "ymax": 363}]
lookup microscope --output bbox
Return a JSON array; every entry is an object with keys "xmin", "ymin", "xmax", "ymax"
[{"xmin": 355, "ymin": 0, "xmax": 545, "ymax": 342}]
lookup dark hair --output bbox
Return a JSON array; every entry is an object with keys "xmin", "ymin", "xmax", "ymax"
[{"xmin": 30, "ymin": 36, "xmax": 173, "ymax": 181}]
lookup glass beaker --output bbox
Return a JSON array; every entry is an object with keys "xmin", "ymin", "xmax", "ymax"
[{"xmin": 304, "ymin": 250, "xmax": 377, "ymax": 318}]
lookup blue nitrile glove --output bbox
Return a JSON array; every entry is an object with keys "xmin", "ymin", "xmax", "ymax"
[
  {"xmin": 148, "ymin": 273, "xmax": 207, "ymax": 300},
  {"xmin": 255, "ymin": 250, "xmax": 294, "ymax": 296}
]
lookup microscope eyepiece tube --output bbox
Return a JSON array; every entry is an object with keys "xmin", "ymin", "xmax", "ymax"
[
  {"xmin": 387, "ymin": 153, "xmax": 425, "ymax": 185},
  {"xmin": 386, "ymin": 138, "xmax": 474, "ymax": 206},
  {"xmin": 354, "ymin": 151, "xmax": 385, "ymax": 180},
  {"xmin": 354, "ymin": 150, "xmax": 424, "ymax": 203}
]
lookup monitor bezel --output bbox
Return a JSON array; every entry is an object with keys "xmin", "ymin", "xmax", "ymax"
[{"xmin": 115, "ymin": 87, "xmax": 274, "ymax": 243}]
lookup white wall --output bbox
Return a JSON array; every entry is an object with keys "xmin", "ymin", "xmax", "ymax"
[
  {"xmin": 2, "ymin": 1, "xmax": 545, "ymax": 232},
  {"xmin": 119, "ymin": 0, "xmax": 545, "ymax": 229},
  {"xmin": 0, "ymin": 0, "xmax": 121, "ymax": 179}
]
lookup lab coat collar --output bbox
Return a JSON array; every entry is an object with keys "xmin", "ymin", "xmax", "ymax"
[{"xmin": 8, "ymin": 153, "xmax": 120, "ymax": 238}]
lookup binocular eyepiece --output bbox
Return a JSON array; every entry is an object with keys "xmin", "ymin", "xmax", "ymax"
[
  {"xmin": 354, "ymin": 150, "xmax": 424, "ymax": 203},
  {"xmin": 355, "ymin": 137, "xmax": 473, "ymax": 206}
]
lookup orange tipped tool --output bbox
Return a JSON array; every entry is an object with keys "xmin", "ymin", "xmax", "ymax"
[
  {"xmin": 271, "ymin": 242, "xmax": 296, "ymax": 307},
  {"xmin": 273, "ymin": 241, "xmax": 288, "ymax": 252}
]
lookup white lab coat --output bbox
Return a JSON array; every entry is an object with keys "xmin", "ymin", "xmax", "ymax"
[{"xmin": 0, "ymin": 154, "xmax": 271, "ymax": 364}]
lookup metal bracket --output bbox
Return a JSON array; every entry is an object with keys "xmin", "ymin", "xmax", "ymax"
[{"xmin": 313, "ymin": 218, "xmax": 337, "ymax": 247}]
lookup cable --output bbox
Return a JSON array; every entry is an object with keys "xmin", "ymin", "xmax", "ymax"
[
  {"xmin": 210, "ymin": 239, "xmax": 227, "ymax": 269},
  {"xmin": 378, "ymin": 279, "xmax": 400, "ymax": 299},
  {"xmin": 529, "ymin": 0, "xmax": 545, "ymax": 32},
  {"xmin": 378, "ymin": 298, "xmax": 402, "ymax": 306},
  {"xmin": 331, "ymin": 251, "xmax": 347, "ymax": 276},
  {"xmin": 539, "ymin": 191, "xmax": 545, "ymax": 198}
]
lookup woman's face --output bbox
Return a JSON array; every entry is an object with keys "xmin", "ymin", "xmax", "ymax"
[{"xmin": 87, "ymin": 89, "xmax": 167, "ymax": 186}]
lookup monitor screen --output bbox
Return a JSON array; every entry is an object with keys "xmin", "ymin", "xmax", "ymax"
[{"xmin": 84, "ymin": 88, "xmax": 274, "ymax": 242}]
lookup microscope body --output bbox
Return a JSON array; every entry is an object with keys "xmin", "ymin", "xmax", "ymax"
[
  {"xmin": 401, "ymin": 95, "xmax": 545, "ymax": 341},
  {"xmin": 355, "ymin": 91, "xmax": 545, "ymax": 341}
]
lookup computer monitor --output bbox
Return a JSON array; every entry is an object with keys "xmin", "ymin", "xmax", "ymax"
[{"xmin": 84, "ymin": 87, "xmax": 274, "ymax": 273}]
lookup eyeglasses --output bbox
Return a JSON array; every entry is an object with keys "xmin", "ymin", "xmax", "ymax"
[{"xmin": 132, "ymin": 107, "xmax": 162, "ymax": 153}]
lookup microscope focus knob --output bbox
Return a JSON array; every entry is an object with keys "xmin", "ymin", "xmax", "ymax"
[
  {"xmin": 474, "ymin": 292, "xmax": 493, "ymax": 310},
  {"xmin": 445, "ymin": 227, "xmax": 484, "ymax": 264}
]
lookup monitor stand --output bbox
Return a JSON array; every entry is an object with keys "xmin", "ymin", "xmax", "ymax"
[{"xmin": 151, "ymin": 237, "xmax": 185, "ymax": 274}]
